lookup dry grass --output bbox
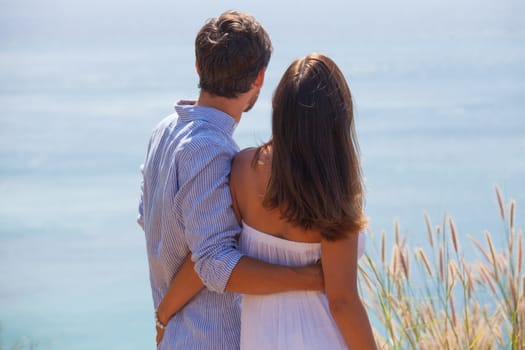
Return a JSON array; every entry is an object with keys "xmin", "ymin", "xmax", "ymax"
[{"xmin": 359, "ymin": 186, "xmax": 524, "ymax": 349}]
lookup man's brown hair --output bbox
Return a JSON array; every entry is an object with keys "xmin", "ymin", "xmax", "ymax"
[
  {"xmin": 195, "ymin": 11, "xmax": 272, "ymax": 98},
  {"xmin": 258, "ymin": 53, "xmax": 367, "ymax": 240}
]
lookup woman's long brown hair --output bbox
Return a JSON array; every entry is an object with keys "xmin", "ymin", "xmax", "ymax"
[{"xmin": 257, "ymin": 53, "xmax": 367, "ymax": 240}]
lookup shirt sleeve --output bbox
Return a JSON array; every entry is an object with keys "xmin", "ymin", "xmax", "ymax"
[
  {"xmin": 137, "ymin": 164, "xmax": 145, "ymax": 231},
  {"xmin": 177, "ymin": 140, "xmax": 243, "ymax": 293}
]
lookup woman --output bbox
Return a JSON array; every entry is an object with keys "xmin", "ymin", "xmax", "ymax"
[{"xmin": 156, "ymin": 53, "xmax": 377, "ymax": 349}]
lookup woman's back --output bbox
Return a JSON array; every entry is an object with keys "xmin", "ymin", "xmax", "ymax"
[{"xmin": 230, "ymin": 147, "xmax": 325, "ymax": 244}]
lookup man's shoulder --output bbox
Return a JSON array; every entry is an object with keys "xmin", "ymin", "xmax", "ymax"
[
  {"xmin": 148, "ymin": 111, "xmax": 237, "ymax": 161},
  {"xmin": 182, "ymin": 121, "xmax": 237, "ymax": 155},
  {"xmin": 153, "ymin": 112, "xmax": 178, "ymax": 133}
]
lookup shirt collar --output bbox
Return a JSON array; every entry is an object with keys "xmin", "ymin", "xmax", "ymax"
[{"xmin": 174, "ymin": 100, "xmax": 237, "ymax": 136}]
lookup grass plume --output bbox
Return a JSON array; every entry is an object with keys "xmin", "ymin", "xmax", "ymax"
[{"xmin": 360, "ymin": 186, "xmax": 523, "ymax": 349}]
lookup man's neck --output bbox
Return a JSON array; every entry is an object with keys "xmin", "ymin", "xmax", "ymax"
[{"xmin": 196, "ymin": 92, "xmax": 244, "ymax": 123}]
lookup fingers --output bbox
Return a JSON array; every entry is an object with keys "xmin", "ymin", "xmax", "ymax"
[{"xmin": 156, "ymin": 325, "xmax": 165, "ymax": 347}]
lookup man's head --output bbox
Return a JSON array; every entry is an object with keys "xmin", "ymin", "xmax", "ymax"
[{"xmin": 195, "ymin": 11, "xmax": 272, "ymax": 99}]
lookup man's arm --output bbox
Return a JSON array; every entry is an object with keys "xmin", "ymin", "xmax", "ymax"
[
  {"xmin": 155, "ymin": 138, "xmax": 322, "ymax": 345},
  {"xmin": 156, "ymin": 259, "xmax": 322, "ymax": 342},
  {"xmin": 226, "ymin": 257, "xmax": 322, "ymax": 293},
  {"xmin": 179, "ymin": 141, "xmax": 323, "ymax": 293},
  {"xmin": 155, "ymin": 255, "xmax": 321, "ymax": 346},
  {"xmin": 179, "ymin": 140, "xmax": 242, "ymax": 293}
]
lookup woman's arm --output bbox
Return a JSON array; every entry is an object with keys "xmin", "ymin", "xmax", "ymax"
[
  {"xmin": 321, "ymin": 233, "xmax": 378, "ymax": 349},
  {"xmin": 155, "ymin": 246, "xmax": 323, "ymax": 345},
  {"xmin": 155, "ymin": 254, "xmax": 204, "ymax": 345},
  {"xmin": 157, "ymin": 255, "xmax": 203, "ymax": 324}
]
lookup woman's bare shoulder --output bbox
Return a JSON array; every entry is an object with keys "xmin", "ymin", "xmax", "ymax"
[
  {"xmin": 231, "ymin": 146, "xmax": 270, "ymax": 194},
  {"xmin": 231, "ymin": 147, "xmax": 258, "ymax": 185},
  {"xmin": 235, "ymin": 147, "xmax": 258, "ymax": 161},
  {"xmin": 232, "ymin": 147, "xmax": 257, "ymax": 172}
]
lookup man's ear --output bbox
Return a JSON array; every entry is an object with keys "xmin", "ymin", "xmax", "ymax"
[{"xmin": 253, "ymin": 69, "xmax": 265, "ymax": 89}]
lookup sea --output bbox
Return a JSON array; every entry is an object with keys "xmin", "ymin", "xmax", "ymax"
[{"xmin": 1, "ymin": 0, "xmax": 524, "ymax": 348}]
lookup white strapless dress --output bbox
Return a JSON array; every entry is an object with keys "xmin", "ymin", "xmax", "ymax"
[{"xmin": 239, "ymin": 222, "xmax": 366, "ymax": 350}]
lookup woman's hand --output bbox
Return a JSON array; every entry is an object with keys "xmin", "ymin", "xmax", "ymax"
[
  {"xmin": 155, "ymin": 306, "xmax": 169, "ymax": 347},
  {"xmin": 156, "ymin": 323, "xmax": 165, "ymax": 347}
]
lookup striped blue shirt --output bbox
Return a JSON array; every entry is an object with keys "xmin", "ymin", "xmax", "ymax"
[{"xmin": 138, "ymin": 101, "xmax": 243, "ymax": 350}]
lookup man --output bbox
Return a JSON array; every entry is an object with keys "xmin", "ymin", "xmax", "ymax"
[{"xmin": 137, "ymin": 11, "xmax": 322, "ymax": 349}]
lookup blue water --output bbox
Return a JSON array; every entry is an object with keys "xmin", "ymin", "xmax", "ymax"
[{"xmin": 1, "ymin": 0, "xmax": 524, "ymax": 348}]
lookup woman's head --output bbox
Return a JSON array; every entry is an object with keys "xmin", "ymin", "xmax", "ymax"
[{"xmin": 262, "ymin": 53, "xmax": 367, "ymax": 240}]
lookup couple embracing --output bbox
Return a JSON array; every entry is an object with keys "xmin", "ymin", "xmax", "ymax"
[{"xmin": 137, "ymin": 10, "xmax": 377, "ymax": 350}]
